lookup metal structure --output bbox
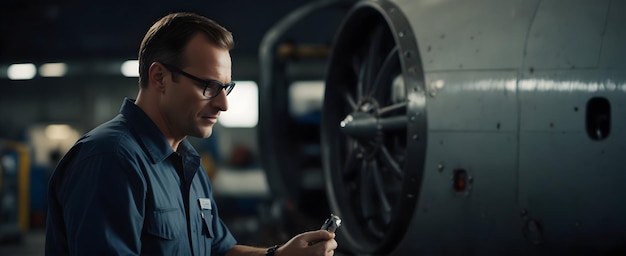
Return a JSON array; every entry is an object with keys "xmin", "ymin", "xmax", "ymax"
[
  {"xmin": 321, "ymin": 0, "xmax": 626, "ymax": 255},
  {"xmin": 258, "ymin": 0, "xmax": 355, "ymax": 235}
]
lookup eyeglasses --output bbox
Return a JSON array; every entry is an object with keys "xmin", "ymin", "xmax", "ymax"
[{"xmin": 161, "ymin": 63, "xmax": 235, "ymax": 99}]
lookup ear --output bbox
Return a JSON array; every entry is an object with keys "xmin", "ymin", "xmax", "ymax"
[{"xmin": 148, "ymin": 62, "xmax": 167, "ymax": 91}]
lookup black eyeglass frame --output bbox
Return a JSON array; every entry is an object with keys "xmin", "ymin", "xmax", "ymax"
[{"xmin": 161, "ymin": 63, "xmax": 235, "ymax": 99}]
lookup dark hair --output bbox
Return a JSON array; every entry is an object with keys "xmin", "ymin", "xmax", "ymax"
[{"xmin": 138, "ymin": 12, "xmax": 234, "ymax": 88}]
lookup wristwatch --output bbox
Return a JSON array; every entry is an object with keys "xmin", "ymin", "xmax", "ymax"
[{"xmin": 266, "ymin": 244, "xmax": 280, "ymax": 256}]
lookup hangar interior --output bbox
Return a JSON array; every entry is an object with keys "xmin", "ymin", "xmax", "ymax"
[
  {"xmin": 1, "ymin": 0, "xmax": 626, "ymax": 255},
  {"xmin": 1, "ymin": 0, "xmax": 348, "ymax": 255}
]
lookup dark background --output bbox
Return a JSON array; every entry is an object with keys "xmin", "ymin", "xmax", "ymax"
[{"xmin": 0, "ymin": 0, "xmax": 343, "ymax": 62}]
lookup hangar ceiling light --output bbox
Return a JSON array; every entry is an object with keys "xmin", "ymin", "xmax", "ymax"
[
  {"xmin": 121, "ymin": 60, "xmax": 139, "ymax": 77},
  {"xmin": 8, "ymin": 63, "xmax": 36, "ymax": 80},
  {"xmin": 39, "ymin": 63, "xmax": 67, "ymax": 77}
]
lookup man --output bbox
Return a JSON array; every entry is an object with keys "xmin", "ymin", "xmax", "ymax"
[{"xmin": 45, "ymin": 12, "xmax": 337, "ymax": 256}]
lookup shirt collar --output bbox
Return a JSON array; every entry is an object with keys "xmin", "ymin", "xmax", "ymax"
[{"xmin": 119, "ymin": 97, "xmax": 199, "ymax": 163}]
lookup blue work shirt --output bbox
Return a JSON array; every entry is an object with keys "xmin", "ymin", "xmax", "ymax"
[{"xmin": 46, "ymin": 98, "xmax": 237, "ymax": 255}]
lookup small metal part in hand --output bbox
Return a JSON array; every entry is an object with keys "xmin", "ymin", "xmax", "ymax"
[{"xmin": 321, "ymin": 214, "xmax": 342, "ymax": 233}]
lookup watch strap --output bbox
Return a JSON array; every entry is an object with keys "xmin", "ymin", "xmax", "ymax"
[{"xmin": 266, "ymin": 244, "xmax": 280, "ymax": 256}]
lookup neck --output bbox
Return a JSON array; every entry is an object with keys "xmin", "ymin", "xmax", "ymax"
[{"xmin": 135, "ymin": 91, "xmax": 184, "ymax": 151}]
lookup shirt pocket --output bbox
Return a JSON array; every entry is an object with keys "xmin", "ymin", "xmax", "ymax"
[
  {"xmin": 201, "ymin": 208, "xmax": 214, "ymax": 238},
  {"xmin": 146, "ymin": 207, "xmax": 185, "ymax": 240}
]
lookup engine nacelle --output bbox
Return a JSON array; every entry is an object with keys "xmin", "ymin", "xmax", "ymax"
[{"xmin": 321, "ymin": 0, "xmax": 626, "ymax": 254}]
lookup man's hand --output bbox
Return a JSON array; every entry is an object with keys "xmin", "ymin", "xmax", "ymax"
[{"xmin": 276, "ymin": 230, "xmax": 337, "ymax": 256}]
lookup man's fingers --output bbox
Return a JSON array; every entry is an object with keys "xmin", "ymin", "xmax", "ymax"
[
  {"xmin": 307, "ymin": 233, "xmax": 337, "ymax": 256},
  {"xmin": 301, "ymin": 230, "xmax": 335, "ymax": 243},
  {"xmin": 327, "ymin": 236, "xmax": 338, "ymax": 250}
]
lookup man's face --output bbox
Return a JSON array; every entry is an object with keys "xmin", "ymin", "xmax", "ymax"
[{"xmin": 160, "ymin": 33, "xmax": 232, "ymax": 139}]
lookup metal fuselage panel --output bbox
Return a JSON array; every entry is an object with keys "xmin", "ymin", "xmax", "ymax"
[{"xmin": 373, "ymin": 0, "xmax": 626, "ymax": 254}]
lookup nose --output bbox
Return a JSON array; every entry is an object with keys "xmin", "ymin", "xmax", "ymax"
[{"xmin": 211, "ymin": 88, "xmax": 228, "ymax": 112}]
